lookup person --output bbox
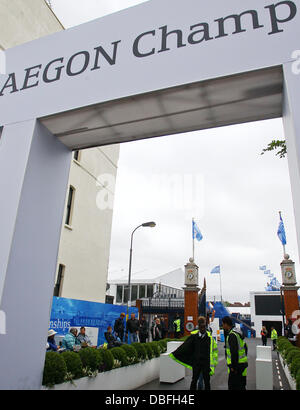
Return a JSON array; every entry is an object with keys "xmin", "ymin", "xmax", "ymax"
[
  {"xmin": 114, "ymin": 312, "xmax": 125, "ymax": 342},
  {"xmin": 222, "ymin": 316, "xmax": 248, "ymax": 391},
  {"xmin": 169, "ymin": 316, "xmax": 218, "ymax": 390},
  {"xmin": 151, "ymin": 317, "xmax": 162, "ymax": 341},
  {"xmin": 260, "ymin": 326, "xmax": 268, "ymax": 346},
  {"xmin": 104, "ymin": 326, "xmax": 123, "ymax": 349},
  {"xmin": 61, "ymin": 328, "xmax": 81, "ymax": 351},
  {"xmin": 285, "ymin": 319, "xmax": 297, "ymax": 346},
  {"xmin": 160, "ymin": 317, "xmax": 168, "ymax": 339},
  {"xmin": 173, "ymin": 314, "xmax": 181, "ymax": 339},
  {"xmin": 139, "ymin": 316, "xmax": 149, "ymax": 343},
  {"xmin": 47, "ymin": 329, "xmax": 58, "ymax": 352},
  {"xmin": 125, "ymin": 313, "xmax": 139, "ymax": 344},
  {"xmin": 77, "ymin": 326, "xmax": 93, "ymax": 347},
  {"xmin": 271, "ymin": 327, "xmax": 278, "ymax": 351}
]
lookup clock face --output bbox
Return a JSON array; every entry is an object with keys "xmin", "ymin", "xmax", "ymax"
[
  {"xmin": 188, "ymin": 273, "xmax": 194, "ymax": 280},
  {"xmin": 285, "ymin": 270, "xmax": 293, "ymax": 279}
]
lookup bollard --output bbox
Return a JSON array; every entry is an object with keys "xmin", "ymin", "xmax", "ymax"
[
  {"xmin": 160, "ymin": 341, "xmax": 185, "ymax": 383},
  {"xmin": 256, "ymin": 346, "xmax": 273, "ymax": 390}
]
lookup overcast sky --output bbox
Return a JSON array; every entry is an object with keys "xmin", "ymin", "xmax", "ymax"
[{"xmin": 51, "ymin": 0, "xmax": 300, "ymax": 302}]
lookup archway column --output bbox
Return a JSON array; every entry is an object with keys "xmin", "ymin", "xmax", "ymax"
[{"xmin": 0, "ymin": 119, "xmax": 71, "ymax": 389}]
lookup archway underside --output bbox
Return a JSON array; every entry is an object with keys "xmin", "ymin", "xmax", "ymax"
[{"xmin": 40, "ymin": 65, "xmax": 283, "ymax": 151}]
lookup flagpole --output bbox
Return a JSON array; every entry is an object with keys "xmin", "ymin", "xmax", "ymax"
[
  {"xmin": 219, "ymin": 267, "xmax": 223, "ymax": 302},
  {"xmin": 192, "ymin": 218, "xmax": 195, "ymax": 261},
  {"xmin": 279, "ymin": 211, "xmax": 286, "ymax": 257}
]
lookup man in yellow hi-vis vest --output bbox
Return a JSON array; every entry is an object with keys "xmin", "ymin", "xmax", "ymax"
[
  {"xmin": 173, "ymin": 314, "xmax": 181, "ymax": 339},
  {"xmin": 169, "ymin": 316, "xmax": 218, "ymax": 390},
  {"xmin": 271, "ymin": 327, "xmax": 278, "ymax": 351},
  {"xmin": 222, "ymin": 316, "xmax": 248, "ymax": 391}
]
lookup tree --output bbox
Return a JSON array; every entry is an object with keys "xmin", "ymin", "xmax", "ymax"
[{"xmin": 261, "ymin": 140, "xmax": 286, "ymax": 159}]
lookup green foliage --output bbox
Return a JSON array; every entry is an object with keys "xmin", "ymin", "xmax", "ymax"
[
  {"xmin": 261, "ymin": 140, "xmax": 287, "ymax": 159},
  {"xmin": 286, "ymin": 348, "xmax": 300, "ymax": 366},
  {"xmin": 290, "ymin": 357, "xmax": 300, "ymax": 378},
  {"xmin": 110, "ymin": 347, "xmax": 129, "ymax": 367},
  {"xmin": 120, "ymin": 344, "xmax": 139, "ymax": 364},
  {"xmin": 100, "ymin": 349, "xmax": 114, "ymax": 371},
  {"xmin": 131, "ymin": 342, "xmax": 147, "ymax": 361},
  {"xmin": 42, "ymin": 352, "xmax": 67, "ymax": 387},
  {"xmin": 78, "ymin": 348, "xmax": 100, "ymax": 372},
  {"xmin": 297, "ymin": 370, "xmax": 300, "ymax": 391},
  {"xmin": 149, "ymin": 342, "xmax": 160, "ymax": 357},
  {"xmin": 61, "ymin": 351, "xmax": 83, "ymax": 380},
  {"xmin": 143, "ymin": 343, "xmax": 154, "ymax": 360},
  {"xmin": 158, "ymin": 339, "xmax": 167, "ymax": 353}
]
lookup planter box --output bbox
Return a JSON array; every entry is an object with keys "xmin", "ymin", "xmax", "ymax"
[
  {"xmin": 43, "ymin": 357, "xmax": 160, "ymax": 390},
  {"xmin": 278, "ymin": 353, "xmax": 297, "ymax": 390}
]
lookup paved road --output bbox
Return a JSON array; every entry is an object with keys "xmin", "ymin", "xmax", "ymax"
[{"xmin": 138, "ymin": 338, "xmax": 290, "ymax": 390}]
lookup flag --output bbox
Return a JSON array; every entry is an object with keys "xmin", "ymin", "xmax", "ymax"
[
  {"xmin": 192, "ymin": 220, "xmax": 203, "ymax": 241},
  {"xmin": 264, "ymin": 270, "xmax": 270, "ymax": 275},
  {"xmin": 259, "ymin": 265, "xmax": 266, "ymax": 270},
  {"xmin": 277, "ymin": 214, "xmax": 287, "ymax": 246},
  {"xmin": 211, "ymin": 265, "xmax": 220, "ymax": 274}
]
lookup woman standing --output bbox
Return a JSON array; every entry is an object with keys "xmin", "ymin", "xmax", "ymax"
[
  {"xmin": 261, "ymin": 326, "xmax": 268, "ymax": 346},
  {"xmin": 151, "ymin": 317, "xmax": 162, "ymax": 341}
]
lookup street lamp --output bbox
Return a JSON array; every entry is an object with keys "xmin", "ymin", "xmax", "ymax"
[{"xmin": 126, "ymin": 222, "xmax": 156, "ymax": 320}]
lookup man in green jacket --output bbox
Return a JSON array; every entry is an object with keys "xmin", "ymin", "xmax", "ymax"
[
  {"xmin": 222, "ymin": 316, "xmax": 248, "ymax": 390},
  {"xmin": 271, "ymin": 327, "xmax": 278, "ymax": 351},
  {"xmin": 169, "ymin": 316, "xmax": 218, "ymax": 390}
]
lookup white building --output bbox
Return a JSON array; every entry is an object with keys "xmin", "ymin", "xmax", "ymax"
[
  {"xmin": 107, "ymin": 268, "xmax": 185, "ymax": 304},
  {"xmin": 1, "ymin": 0, "xmax": 120, "ymax": 303},
  {"xmin": 250, "ymin": 291, "xmax": 284, "ymax": 337}
]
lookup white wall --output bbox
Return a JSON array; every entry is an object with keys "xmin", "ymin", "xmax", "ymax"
[{"xmin": 57, "ymin": 146, "xmax": 120, "ymax": 303}]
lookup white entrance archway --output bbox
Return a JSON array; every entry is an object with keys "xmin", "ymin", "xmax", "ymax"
[{"xmin": 0, "ymin": 0, "xmax": 300, "ymax": 389}]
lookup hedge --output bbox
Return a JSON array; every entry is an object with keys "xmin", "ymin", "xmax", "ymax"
[
  {"xmin": 43, "ymin": 352, "xmax": 67, "ymax": 387},
  {"xmin": 277, "ymin": 336, "xmax": 300, "ymax": 390},
  {"xmin": 61, "ymin": 351, "xmax": 83, "ymax": 380},
  {"xmin": 42, "ymin": 337, "xmax": 180, "ymax": 386}
]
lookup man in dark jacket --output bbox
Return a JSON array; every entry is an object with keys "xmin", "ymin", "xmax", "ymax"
[
  {"xmin": 114, "ymin": 312, "xmax": 125, "ymax": 342},
  {"xmin": 222, "ymin": 316, "xmax": 248, "ymax": 390},
  {"xmin": 126, "ymin": 313, "xmax": 139, "ymax": 344},
  {"xmin": 170, "ymin": 316, "xmax": 218, "ymax": 390},
  {"xmin": 104, "ymin": 326, "xmax": 123, "ymax": 349},
  {"xmin": 139, "ymin": 316, "xmax": 149, "ymax": 343}
]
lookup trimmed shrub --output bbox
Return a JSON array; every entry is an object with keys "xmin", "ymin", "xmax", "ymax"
[
  {"xmin": 158, "ymin": 339, "xmax": 167, "ymax": 353},
  {"xmin": 61, "ymin": 351, "xmax": 83, "ymax": 379},
  {"xmin": 297, "ymin": 371, "xmax": 300, "ymax": 391},
  {"xmin": 42, "ymin": 352, "xmax": 67, "ymax": 387},
  {"xmin": 110, "ymin": 347, "xmax": 129, "ymax": 367},
  {"xmin": 95, "ymin": 348, "xmax": 105, "ymax": 372},
  {"xmin": 290, "ymin": 357, "xmax": 300, "ymax": 378},
  {"xmin": 120, "ymin": 344, "xmax": 139, "ymax": 364},
  {"xmin": 286, "ymin": 348, "xmax": 300, "ymax": 366},
  {"xmin": 131, "ymin": 342, "xmax": 147, "ymax": 361},
  {"xmin": 78, "ymin": 347, "xmax": 100, "ymax": 372},
  {"xmin": 101, "ymin": 349, "xmax": 114, "ymax": 371},
  {"xmin": 149, "ymin": 342, "xmax": 160, "ymax": 358},
  {"xmin": 144, "ymin": 343, "xmax": 154, "ymax": 360}
]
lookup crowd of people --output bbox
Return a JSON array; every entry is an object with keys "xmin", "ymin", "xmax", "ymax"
[{"xmin": 47, "ymin": 313, "xmax": 179, "ymax": 353}]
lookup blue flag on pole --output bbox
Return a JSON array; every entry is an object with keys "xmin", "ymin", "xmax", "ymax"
[
  {"xmin": 277, "ymin": 214, "xmax": 287, "ymax": 245},
  {"xmin": 211, "ymin": 265, "xmax": 220, "ymax": 274},
  {"xmin": 192, "ymin": 220, "xmax": 203, "ymax": 241},
  {"xmin": 259, "ymin": 265, "xmax": 267, "ymax": 270},
  {"xmin": 264, "ymin": 270, "xmax": 271, "ymax": 275}
]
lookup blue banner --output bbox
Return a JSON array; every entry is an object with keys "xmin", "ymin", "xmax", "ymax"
[{"xmin": 49, "ymin": 296, "xmax": 138, "ymax": 347}]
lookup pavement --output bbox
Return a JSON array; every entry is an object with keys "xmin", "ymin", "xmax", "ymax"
[{"xmin": 138, "ymin": 338, "xmax": 290, "ymax": 391}]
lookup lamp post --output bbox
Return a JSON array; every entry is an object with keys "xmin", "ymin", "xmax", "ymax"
[{"xmin": 126, "ymin": 222, "xmax": 156, "ymax": 321}]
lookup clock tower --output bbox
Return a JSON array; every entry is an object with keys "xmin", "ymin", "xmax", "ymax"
[
  {"xmin": 280, "ymin": 254, "xmax": 300, "ymax": 347},
  {"xmin": 183, "ymin": 258, "xmax": 200, "ymax": 336}
]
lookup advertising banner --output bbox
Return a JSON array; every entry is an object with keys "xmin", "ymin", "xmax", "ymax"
[{"xmin": 49, "ymin": 296, "xmax": 138, "ymax": 346}]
